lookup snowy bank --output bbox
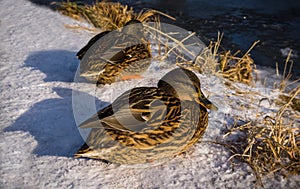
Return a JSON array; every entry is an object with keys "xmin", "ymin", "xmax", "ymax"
[{"xmin": 0, "ymin": 0, "xmax": 299, "ymax": 188}]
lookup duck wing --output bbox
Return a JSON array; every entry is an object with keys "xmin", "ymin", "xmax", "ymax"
[{"xmin": 79, "ymin": 87, "xmax": 174, "ymax": 133}]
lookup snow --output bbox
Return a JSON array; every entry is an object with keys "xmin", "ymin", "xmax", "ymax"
[{"xmin": 0, "ymin": 0, "xmax": 299, "ymax": 188}]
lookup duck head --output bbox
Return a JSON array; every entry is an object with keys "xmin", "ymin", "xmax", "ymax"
[{"xmin": 158, "ymin": 67, "xmax": 217, "ymax": 111}]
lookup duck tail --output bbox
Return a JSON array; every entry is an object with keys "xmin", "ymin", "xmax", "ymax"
[{"xmin": 74, "ymin": 143, "xmax": 92, "ymax": 158}]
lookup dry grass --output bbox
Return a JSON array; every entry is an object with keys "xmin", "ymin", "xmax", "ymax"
[
  {"xmin": 193, "ymin": 32, "xmax": 222, "ymax": 74},
  {"xmin": 272, "ymin": 49, "xmax": 300, "ymax": 112},
  {"xmin": 213, "ymin": 37, "xmax": 299, "ymax": 186},
  {"xmin": 275, "ymin": 49, "xmax": 294, "ymax": 91},
  {"xmin": 142, "ymin": 24, "xmax": 200, "ymax": 61},
  {"xmin": 53, "ymin": 1, "xmax": 174, "ymax": 31},
  {"xmin": 192, "ymin": 32, "xmax": 259, "ymax": 84},
  {"xmin": 222, "ymin": 87, "xmax": 300, "ymax": 186},
  {"xmin": 277, "ymin": 94, "xmax": 300, "ymax": 112},
  {"xmin": 217, "ymin": 41, "xmax": 259, "ymax": 85},
  {"xmin": 273, "ymin": 49, "xmax": 300, "ymax": 92}
]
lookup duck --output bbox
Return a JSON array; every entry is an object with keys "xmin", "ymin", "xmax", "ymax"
[
  {"xmin": 74, "ymin": 67, "xmax": 217, "ymax": 164},
  {"xmin": 77, "ymin": 19, "xmax": 151, "ymax": 85}
]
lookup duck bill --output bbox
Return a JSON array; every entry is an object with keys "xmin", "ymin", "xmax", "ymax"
[{"xmin": 196, "ymin": 97, "xmax": 218, "ymax": 111}]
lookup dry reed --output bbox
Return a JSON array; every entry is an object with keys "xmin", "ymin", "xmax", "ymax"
[
  {"xmin": 53, "ymin": 1, "xmax": 174, "ymax": 31},
  {"xmin": 223, "ymin": 87, "xmax": 300, "ymax": 186},
  {"xmin": 273, "ymin": 49, "xmax": 300, "ymax": 92},
  {"xmin": 192, "ymin": 32, "xmax": 259, "ymax": 84}
]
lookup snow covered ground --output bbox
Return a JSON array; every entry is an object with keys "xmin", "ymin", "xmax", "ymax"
[{"xmin": 0, "ymin": 0, "xmax": 299, "ymax": 188}]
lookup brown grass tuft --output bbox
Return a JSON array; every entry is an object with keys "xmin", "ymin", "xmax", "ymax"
[
  {"xmin": 217, "ymin": 40, "xmax": 259, "ymax": 85},
  {"xmin": 53, "ymin": 1, "xmax": 174, "ymax": 31},
  {"xmin": 223, "ymin": 87, "xmax": 300, "ymax": 186},
  {"xmin": 193, "ymin": 32, "xmax": 259, "ymax": 85},
  {"xmin": 273, "ymin": 49, "xmax": 300, "ymax": 92}
]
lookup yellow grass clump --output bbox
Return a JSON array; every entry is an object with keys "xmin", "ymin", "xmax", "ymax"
[
  {"xmin": 223, "ymin": 87, "xmax": 300, "ymax": 186},
  {"xmin": 194, "ymin": 32, "xmax": 259, "ymax": 85},
  {"xmin": 53, "ymin": 1, "xmax": 174, "ymax": 31}
]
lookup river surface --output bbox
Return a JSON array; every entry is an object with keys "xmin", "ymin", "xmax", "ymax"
[{"xmin": 29, "ymin": 0, "xmax": 300, "ymax": 78}]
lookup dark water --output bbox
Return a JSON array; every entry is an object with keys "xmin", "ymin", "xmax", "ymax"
[{"xmin": 30, "ymin": 0, "xmax": 300, "ymax": 78}]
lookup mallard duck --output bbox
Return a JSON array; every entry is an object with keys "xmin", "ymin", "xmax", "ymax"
[
  {"xmin": 74, "ymin": 67, "xmax": 217, "ymax": 164},
  {"xmin": 77, "ymin": 19, "xmax": 151, "ymax": 85}
]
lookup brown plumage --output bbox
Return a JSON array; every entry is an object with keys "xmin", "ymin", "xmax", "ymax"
[
  {"xmin": 75, "ymin": 67, "xmax": 217, "ymax": 164},
  {"xmin": 77, "ymin": 19, "xmax": 151, "ymax": 85}
]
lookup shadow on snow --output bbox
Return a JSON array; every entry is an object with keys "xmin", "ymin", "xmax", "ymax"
[
  {"xmin": 24, "ymin": 50, "xmax": 79, "ymax": 83},
  {"xmin": 4, "ymin": 87, "xmax": 109, "ymax": 157}
]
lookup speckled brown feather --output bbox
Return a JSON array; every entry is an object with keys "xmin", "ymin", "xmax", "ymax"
[
  {"xmin": 75, "ymin": 68, "xmax": 215, "ymax": 164},
  {"xmin": 77, "ymin": 20, "xmax": 151, "ymax": 85}
]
